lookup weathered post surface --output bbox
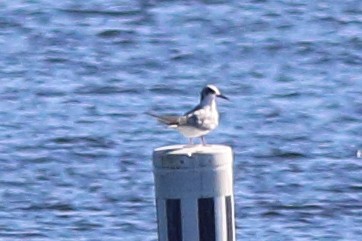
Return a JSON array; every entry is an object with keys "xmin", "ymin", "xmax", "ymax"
[{"xmin": 153, "ymin": 144, "xmax": 235, "ymax": 241}]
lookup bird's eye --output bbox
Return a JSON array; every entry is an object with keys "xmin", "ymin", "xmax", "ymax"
[{"xmin": 206, "ymin": 87, "xmax": 216, "ymax": 94}]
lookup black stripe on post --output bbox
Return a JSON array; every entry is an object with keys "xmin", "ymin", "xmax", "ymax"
[
  {"xmin": 198, "ymin": 198, "xmax": 216, "ymax": 241},
  {"xmin": 225, "ymin": 195, "xmax": 234, "ymax": 241},
  {"xmin": 166, "ymin": 199, "xmax": 182, "ymax": 241}
]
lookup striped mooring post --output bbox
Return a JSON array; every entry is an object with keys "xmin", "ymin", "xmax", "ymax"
[{"xmin": 153, "ymin": 144, "xmax": 235, "ymax": 241}]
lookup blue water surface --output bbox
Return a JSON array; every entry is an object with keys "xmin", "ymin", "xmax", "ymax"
[{"xmin": 0, "ymin": 1, "xmax": 361, "ymax": 240}]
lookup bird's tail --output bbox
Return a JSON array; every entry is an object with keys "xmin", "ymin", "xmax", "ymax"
[{"xmin": 146, "ymin": 112, "xmax": 181, "ymax": 127}]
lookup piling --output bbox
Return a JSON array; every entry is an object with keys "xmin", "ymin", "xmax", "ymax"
[{"xmin": 153, "ymin": 144, "xmax": 235, "ymax": 241}]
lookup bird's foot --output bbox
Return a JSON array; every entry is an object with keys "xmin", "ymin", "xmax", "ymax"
[{"xmin": 200, "ymin": 136, "xmax": 206, "ymax": 146}]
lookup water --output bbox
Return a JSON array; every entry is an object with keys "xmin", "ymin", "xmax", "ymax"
[{"xmin": 0, "ymin": 1, "xmax": 361, "ymax": 240}]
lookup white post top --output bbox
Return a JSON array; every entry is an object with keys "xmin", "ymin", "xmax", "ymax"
[
  {"xmin": 153, "ymin": 144, "xmax": 236, "ymax": 240},
  {"xmin": 153, "ymin": 144, "xmax": 233, "ymax": 169}
]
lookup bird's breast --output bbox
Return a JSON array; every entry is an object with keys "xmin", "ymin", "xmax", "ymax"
[{"xmin": 195, "ymin": 106, "xmax": 219, "ymax": 129}]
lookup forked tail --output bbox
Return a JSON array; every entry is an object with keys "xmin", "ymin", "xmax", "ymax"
[{"xmin": 146, "ymin": 112, "xmax": 182, "ymax": 127}]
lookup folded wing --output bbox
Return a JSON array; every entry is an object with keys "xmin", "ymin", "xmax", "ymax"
[{"xmin": 146, "ymin": 112, "xmax": 186, "ymax": 127}]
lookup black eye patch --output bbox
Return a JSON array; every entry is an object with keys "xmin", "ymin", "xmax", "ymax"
[{"xmin": 205, "ymin": 87, "xmax": 216, "ymax": 94}]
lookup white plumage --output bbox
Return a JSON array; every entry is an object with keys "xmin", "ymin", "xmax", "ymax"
[{"xmin": 148, "ymin": 84, "xmax": 228, "ymax": 145}]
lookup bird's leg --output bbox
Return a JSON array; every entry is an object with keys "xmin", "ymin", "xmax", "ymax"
[
  {"xmin": 189, "ymin": 138, "xmax": 193, "ymax": 145},
  {"xmin": 200, "ymin": 136, "xmax": 206, "ymax": 146}
]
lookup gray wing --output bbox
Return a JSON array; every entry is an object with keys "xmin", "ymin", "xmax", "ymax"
[
  {"xmin": 147, "ymin": 112, "xmax": 187, "ymax": 126},
  {"xmin": 184, "ymin": 104, "xmax": 201, "ymax": 116},
  {"xmin": 183, "ymin": 106, "xmax": 214, "ymax": 131}
]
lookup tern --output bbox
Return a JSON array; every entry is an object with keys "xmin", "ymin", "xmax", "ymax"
[{"xmin": 148, "ymin": 84, "xmax": 228, "ymax": 145}]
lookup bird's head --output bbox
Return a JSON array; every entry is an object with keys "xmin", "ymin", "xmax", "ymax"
[{"xmin": 200, "ymin": 84, "xmax": 229, "ymax": 102}]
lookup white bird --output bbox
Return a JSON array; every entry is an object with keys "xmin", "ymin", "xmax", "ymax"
[{"xmin": 148, "ymin": 84, "xmax": 228, "ymax": 145}]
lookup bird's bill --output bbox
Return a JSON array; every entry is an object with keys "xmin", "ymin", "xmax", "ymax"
[{"xmin": 217, "ymin": 94, "xmax": 229, "ymax": 100}]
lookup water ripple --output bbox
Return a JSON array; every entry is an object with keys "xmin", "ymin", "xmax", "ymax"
[{"xmin": 0, "ymin": 1, "xmax": 361, "ymax": 240}]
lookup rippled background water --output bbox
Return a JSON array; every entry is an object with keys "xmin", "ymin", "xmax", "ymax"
[{"xmin": 0, "ymin": 1, "xmax": 361, "ymax": 240}]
